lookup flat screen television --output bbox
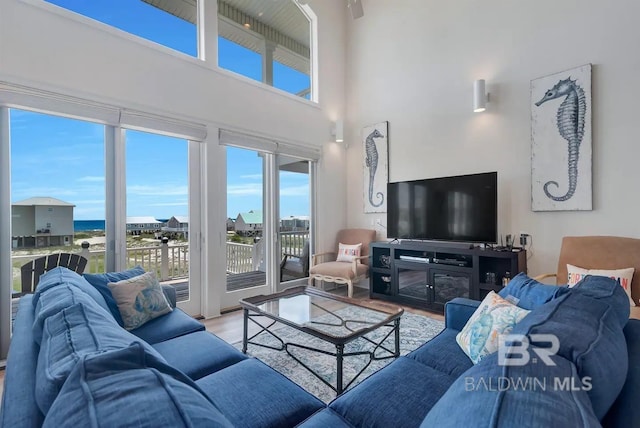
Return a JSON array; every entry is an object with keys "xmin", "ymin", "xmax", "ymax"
[{"xmin": 387, "ymin": 172, "xmax": 497, "ymax": 243}]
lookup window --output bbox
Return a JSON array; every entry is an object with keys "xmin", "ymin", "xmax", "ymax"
[
  {"xmin": 217, "ymin": 0, "xmax": 313, "ymax": 99},
  {"xmin": 45, "ymin": 0, "xmax": 198, "ymax": 57}
]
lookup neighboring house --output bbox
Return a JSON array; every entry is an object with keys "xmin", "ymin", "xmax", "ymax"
[
  {"xmin": 126, "ymin": 216, "xmax": 163, "ymax": 235},
  {"xmin": 234, "ymin": 210, "xmax": 263, "ymax": 236},
  {"xmin": 280, "ymin": 215, "xmax": 310, "ymax": 231},
  {"xmin": 11, "ymin": 197, "xmax": 75, "ymax": 248},
  {"xmin": 226, "ymin": 218, "xmax": 236, "ymax": 231},
  {"xmin": 163, "ymin": 215, "xmax": 189, "ymax": 239}
]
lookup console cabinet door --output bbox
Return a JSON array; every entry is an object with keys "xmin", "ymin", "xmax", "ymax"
[
  {"xmin": 395, "ymin": 261, "xmax": 430, "ymax": 303},
  {"xmin": 429, "ymin": 268, "xmax": 472, "ymax": 307}
]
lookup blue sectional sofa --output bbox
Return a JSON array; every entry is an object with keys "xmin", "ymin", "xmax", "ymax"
[
  {"xmin": 2, "ymin": 267, "xmax": 640, "ymax": 427},
  {"xmin": 0, "ymin": 267, "xmax": 324, "ymax": 427}
]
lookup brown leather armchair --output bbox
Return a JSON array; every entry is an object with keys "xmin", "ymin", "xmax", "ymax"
[{"xmin": 308, "ymin": 229, "xmax": 376, "ymax": 298}]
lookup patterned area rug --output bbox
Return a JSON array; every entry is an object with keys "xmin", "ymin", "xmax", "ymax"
[{"xmin": 234, "ymin": 310, "xmax": 445, "ymax": 403}]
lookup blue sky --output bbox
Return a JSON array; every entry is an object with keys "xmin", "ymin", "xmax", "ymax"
[{"xmin": 10, "ymin": 0, "xmax": 310, "ymax": 220}]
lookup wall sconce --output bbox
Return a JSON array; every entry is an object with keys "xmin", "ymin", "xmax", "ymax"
[
  {"xmin": 473, "ymin": 79, "xmax": 489, "ymax": 113},
  {"xmin": 332, "ymin": 119, "xmax": 344, "ymax": 143}
]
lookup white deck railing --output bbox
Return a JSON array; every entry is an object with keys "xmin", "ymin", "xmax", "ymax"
[{"xmin": 11, "ymin": 231, "xmax": 310, "ymax": 291}]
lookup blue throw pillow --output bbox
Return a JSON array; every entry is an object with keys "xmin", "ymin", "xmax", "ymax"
[
  {"xmin": 43, "ymin": 343, "xmax": 234, "ymax": 428},
  {"xmin": 422, "ymin": 352, "xmax": 600, "ymax": 427},
  {"xmin": 512, "ymin": 287, "xmax": 628, "ymax": 420},
  {"xmin": 498, "ymin": 272, "xmax": 569, "ymax": 310},
  {"xmin": 83, "ymin": 266, "xmax": 145, "ymax": 326},
  {"xmin": 571, "ymin": 275, "xmax": 630, "ymax": 327}
]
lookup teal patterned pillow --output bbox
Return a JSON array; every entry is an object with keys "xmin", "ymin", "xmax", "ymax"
[
  {"xmin": 456, "ymin": 291, "xmax": 530, "ymax": 364},
  {"xmin": 107, "ymin": 271, "xmax": 172, "ymax": 330}
]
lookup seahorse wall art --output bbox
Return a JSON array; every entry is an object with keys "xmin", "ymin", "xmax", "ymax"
[
  {"xmin": 362, "ymin": 121, "xmax": 388, "ymax": 213},
  {"xmin": 531, "ymin": 64, "xmax": 592, "ymax": 211}
]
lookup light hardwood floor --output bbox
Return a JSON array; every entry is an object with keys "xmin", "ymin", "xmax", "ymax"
[{"xmin": 0, "ymin": 286, "xmax": 444, "ymax": 401}]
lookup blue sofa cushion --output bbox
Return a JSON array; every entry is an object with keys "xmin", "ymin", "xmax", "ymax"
[
  {"xmin": 130, "ymin": 307, "xmax": 205, "ymax": 344},
  {"xmin": 421, "ymin": 352, "xmax": 600, "ymax": 427},
  {"xmin": 329, "ymin": 357, "xmax": 455, "ymax": 428},
  {"xmin": 406, "ymin": 328, "xmax": 473, "ymax": 377},
  {"xmin": 512, "ymin": 278, "xmax": 628, "ymax": 420},
  {"xmin": 498, "ymin": 272, "xmax": 570, "ymax": 309},
  {"xmin": 32, "ymin": 282, "xmax": 112, "ymax": 345},
  {"xmin": 43, "ymin": 342, "xmax": 234, "ymax": 428},
  {"xmin": 35, "ymin": 301, "xmax": 165, "ymax": 415},
  {"xmin": 297, "ymin": 408, "xmax": 355, "ymax": 428},
  {"xmin": 34, "ymin": 267, "xmax": 111, "ymax": 315},
  {"xmin": 196, "ymin": 358, "xmax": 324, "ymax": 428},
  {"xmin": 153, "ymin": 331, "xmax": 247, "ymax": 380},
  {"xmin": 83, "ymin": 266, "xmax": 145, "ymax": 326}
]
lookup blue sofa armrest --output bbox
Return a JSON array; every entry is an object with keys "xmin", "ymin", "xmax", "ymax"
[
  {"xmin": 162, "ymin": 285, "xmax": 177, "ymax": 308},
  {"xmin": 445, "ymin": 298, "xmax": 480, "ymax": 331}
]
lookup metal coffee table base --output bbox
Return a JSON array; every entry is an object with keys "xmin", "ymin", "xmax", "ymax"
[{"xmin": 242, "ymin": 310, "xmax": 401, "ymax": 395}]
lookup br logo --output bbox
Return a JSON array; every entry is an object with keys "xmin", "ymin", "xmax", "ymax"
[{"xmin": 498, "ymin": 334, "xmax": 560, "ymax": 366}]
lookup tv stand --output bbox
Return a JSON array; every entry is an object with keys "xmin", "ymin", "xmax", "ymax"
[{"xmin": 369, "ymin": 241, "xmax": 527, "ymax": 313}]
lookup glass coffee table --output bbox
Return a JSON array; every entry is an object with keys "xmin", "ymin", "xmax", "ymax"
[{"xmin": 240, "ymin": 286, "xmax": 404, "ymax": 395}]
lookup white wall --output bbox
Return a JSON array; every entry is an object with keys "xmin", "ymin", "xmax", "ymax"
[{"xmin": 345, "ymin": 0, "xmax": 640, "ymax": 276}]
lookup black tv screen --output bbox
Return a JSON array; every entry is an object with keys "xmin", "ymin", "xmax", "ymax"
[{"xmin": 387, "ymin": 172, "xmax": 497, "ymax": 243}]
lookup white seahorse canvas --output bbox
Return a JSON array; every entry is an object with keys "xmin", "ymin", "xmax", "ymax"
[
  {"xmin": 362, "ymin": 121, "xmax": 388, "ymax": 213},
  {"xmin": 531, "ymin": 64, "xmax": 592, "ymax": 211}
]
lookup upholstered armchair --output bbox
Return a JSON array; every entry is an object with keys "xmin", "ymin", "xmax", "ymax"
[
  {"xmin": 534, "ymin": 235, "xmax": 640, "ymax": 318},
  {"xmin": 308, "ymin": 229, "xmax": 376, "ymax": 298}
]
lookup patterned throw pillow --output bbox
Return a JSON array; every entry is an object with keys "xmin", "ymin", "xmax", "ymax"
[
  {"xmin": 336, "ymin": 243, "xmax": 362, "ymax": 262},
  {"xmin": 108, "ymin": 271, "xmax": 172, "ymax": 330},
  {"xmin": 456, "ymin": 291, "xmax": 531, "ymax": 364},
  {"xmin": 567, "ymin": 264, "xmax": 635, "ymax": 307}
]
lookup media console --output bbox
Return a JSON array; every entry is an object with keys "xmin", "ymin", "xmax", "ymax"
[{"xmin": 369, "ymin": 241, "xmax": 527, "ymax": 314}]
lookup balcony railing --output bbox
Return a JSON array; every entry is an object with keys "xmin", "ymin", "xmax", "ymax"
[{"xmin": 11, "ymin": 231, "xmax": 310, "ymax": 293}]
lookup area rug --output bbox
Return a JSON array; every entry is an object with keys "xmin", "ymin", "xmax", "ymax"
[{"xmin": 234, "ymin": 310, "xmax": 445, "ymax": 403}]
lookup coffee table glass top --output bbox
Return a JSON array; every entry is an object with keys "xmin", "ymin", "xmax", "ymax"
[{"xmin": 241, "ymin": 286, "xmax": 403, "ymax": 340}]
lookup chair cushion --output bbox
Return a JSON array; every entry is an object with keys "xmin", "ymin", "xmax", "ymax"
[
  {"xmin": 421, "ymin": 352, "xmax": 600, "ymax": 427},
  {"xmin": 152, "ymin": 331, "xmax": 247, "ymax": 380},
  {"xmin": 36, "ymin": 302, "xmax": 165, "ymax": 415},
  {"xmin": 43, "ymin": 342, "xmax": 233, "ymax": 428},
  {"xmin": 196, "ymin": 359, "xmax": 324, "ymax": 428},
  {"xmin": 34, "ymin": 267, "xmax": 111, "ymax": 315},
  {"xmin": 83, "ymin": 266, "xmax": 146, "ymax": 326},
  {"xmin": 498, "ymin": 272, "xmax": 570, "ymax": 310},
  {"xmin": 108, "ymin": 271, "xmax": 172, "ymax": 330},
  {"xmin": 130, "ymin": 307, "xmax": 205, "ymax": 344},
  {"xmin": 310, "ymin": 261, "xmax": 367, "ymax": 279}
]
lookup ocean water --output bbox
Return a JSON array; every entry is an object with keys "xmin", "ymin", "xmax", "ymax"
[{"xmin": 74, "ymin": 220, "xmax": 105, "ymax": 232}]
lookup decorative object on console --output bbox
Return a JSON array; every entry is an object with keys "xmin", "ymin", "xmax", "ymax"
[
  {"xmin": 362, "ymin": 121, "xmax": 388, "ymax": 213},
  {"xmin": 566, "ymin": 263, "xmax": 635, "ymax": 307},
  {"xmin": 108, "ymin": 271, "xmax": 173, "ymax": 330},
  {"xmin": 456, "ymin": 291, "xmax": 530, "ymax": 364},
  {"xmin": 531, "ymin": 64, "xmax": 592, "ymax": 211}
]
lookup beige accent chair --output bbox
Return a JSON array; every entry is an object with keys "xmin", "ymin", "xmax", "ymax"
[
  {"xmin": 308, "ymin": 229, "xmax": 376, "ymax": 298},
  {"xmin": 534, "ymin": 236, "xmax": 640, "ymax": 318}
]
